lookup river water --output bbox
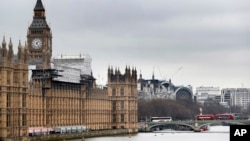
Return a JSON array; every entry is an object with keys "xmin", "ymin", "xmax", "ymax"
[{"xmin": 72, "ymin": 126, "xmax": 229, "ymax": 141}]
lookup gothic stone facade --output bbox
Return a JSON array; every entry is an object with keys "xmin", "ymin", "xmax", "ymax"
[
  {"xmin": 0, "ymin": 42, "xmax": 138, "ymax": 140},
  {"xmin": 0, "ymin": 38, "xmax": 29, "ymax": 140},
  {"xmin": 107, "ymin": 67, "xmax": 138, "ymax": 131},
  {"xmin": 28, "ymin": 67, "xmax": 138, "ymax": 132},
  {"xmin": 0, "ymin": 0, "xmax": 138, "ymax": 140}
]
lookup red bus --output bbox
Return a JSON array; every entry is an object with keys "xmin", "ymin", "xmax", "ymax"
[
  {"xmin": 215, "ymin": 113, "xmax": 234, "ymax": 120},
  {"xmin": 196, "ymin": 114, "xmax": 215, "ymax": 120}
]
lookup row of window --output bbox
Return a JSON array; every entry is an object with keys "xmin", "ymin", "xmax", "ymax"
[
  {"xmin": 112, "ymin": 88, "xmax": 124, "ymax": 96},
  {"xmin": 112, "ymin": 114, "xmax": 125, "ymax": 122},
  {"xmin": 5, "ymin": 93, "xmax": 26, "ymax": 108},
  {"xmin": 0, "ymin": 87, "xmax": 27, "ymax": 92},
  {"xmin": 4, "ymin": 114, "xmax": 27, "ymax": 127},
  {"xmin": 31, "ymin": 30, "xmax": 44, "ymax": 34},
  {"xmin": 1, "ymin": 72, "xmax": 27, "ymax": 85},
  {"xmin": 112, "ymin": 101, "xmax": 125, "ymax": 110}
]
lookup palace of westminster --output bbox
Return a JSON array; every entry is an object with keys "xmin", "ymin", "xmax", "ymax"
[{"xmin": 0, "ymin": 0, "xmax": 138, "ymax": 140}]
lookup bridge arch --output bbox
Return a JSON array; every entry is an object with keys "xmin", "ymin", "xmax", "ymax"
[
  {"xmin": 144, "ymin": 120, "xmax": 250, "ymax": 132},
  {"xmin": 147, "ymin": 122, "xmax": 194, "ymax": 131}
]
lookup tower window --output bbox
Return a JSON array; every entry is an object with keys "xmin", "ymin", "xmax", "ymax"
[
  {"xmin": 31, "ymin": 30, "xmax": 43, "ymax": 34},
  {"xmin": 120, "ymin": 88, "xmax": 124, "ymax": 96},
  {"xmin": 112, "ymin": 88, "xmax": 116, "ymax": 96},
  {"xmin": 121, "ymin": 114, "xmax": 124, "ymax": 122},
  {"xmin": 22, "ymin": 95, "xmax": 26, "ymax": 107},
  {"xmin": 112, "ymin": 101, "xmax": 116, "ymax": 110},
  {"xmin": 112, "ymin": 114, "xmax": 116, "ymax": 122},
  {"xmin": 22, "ymin": 114, "xmax": 27, "ymax": 126},
  {"xmin": 121, "ymin": 101, "xmax": 124, "ymax": 110},
  {"xmin": 7, "ymin": 114, "xmax": 11, "ymax": 127},
  {"xmin": 7, "ymin": 94, "xmax": 11, "ymax": 107},
  {"xmin": 35, "ymin": 12, "xmax": 42, "ymax": 17}
]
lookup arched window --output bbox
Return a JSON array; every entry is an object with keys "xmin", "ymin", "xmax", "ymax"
[
  {"xmin": 112, "ymin": 88, "xmax": 116, "ymax": 96},
  {"xmin": 120, "ymin": 88, "xmax": 124, "ymax": 96}
]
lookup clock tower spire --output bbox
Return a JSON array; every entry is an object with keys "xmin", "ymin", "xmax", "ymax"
[
  {"xmin": 27, "ymin": 0, "xmax": 52, "ymax": 69},
  {"xmin": 34, "ymin": 0, "xmax": 45, "ymax": 11}
]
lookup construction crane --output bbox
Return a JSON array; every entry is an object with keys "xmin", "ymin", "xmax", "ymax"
[
  {"xmin": 156, "ymin": 66, "xmax": 166, "ymax": 81},
  {"xmin": 169, "ymin": 66, "xmax": 183, "ymax": 80},
  {"xmin": 156, "ymin": 66, "xmax": 183, "ymax": 81}
]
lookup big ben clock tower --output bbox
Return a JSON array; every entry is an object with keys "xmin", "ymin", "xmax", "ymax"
[{"xmin": 27, "ymin": 0, "xmax": 52, "ymax": 69}]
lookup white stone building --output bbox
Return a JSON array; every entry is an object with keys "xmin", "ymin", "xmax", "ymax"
[
  {"xmin": 195, "ymin": 86, "xmax": 220, "ymax": 104},
  {"xmin": 232, "ymin": 88, "xmax": 250, "ymax": 109}
]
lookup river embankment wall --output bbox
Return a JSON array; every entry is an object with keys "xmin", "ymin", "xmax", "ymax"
[{"xmin": 29, "ymin": 129, "xmax": 137, "ymax": 141}]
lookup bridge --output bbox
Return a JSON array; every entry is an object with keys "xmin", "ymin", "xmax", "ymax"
[{"xmin": 139, "ymin": 120, "xmax": 250, "ymax": 132}]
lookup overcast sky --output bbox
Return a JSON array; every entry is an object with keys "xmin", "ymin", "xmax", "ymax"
[{"xmin": 1, "ymin": 0, "xmax": 250, "ymax": 89}]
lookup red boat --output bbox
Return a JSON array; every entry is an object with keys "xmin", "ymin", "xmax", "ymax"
[
  {"xmin": 200, "ymin": 125, "xmax": 210, "ymax": 131},
  {"xmin": 196, "ymin": 114, "xmax": 214, "ymax": 120}
]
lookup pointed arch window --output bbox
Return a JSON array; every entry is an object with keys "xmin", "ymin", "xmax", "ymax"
[
  {"xmin": 112, "ymin": 88, "xmax": 116, "ymax": 96},
  {"xmin": 120, "ymin": 88, "xmax": 124, "ymax": 96}
]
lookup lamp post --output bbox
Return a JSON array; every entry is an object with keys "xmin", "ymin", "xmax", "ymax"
[{"xmin": 199, "ymin": 107, "xmax": 202, "ymax": 115}]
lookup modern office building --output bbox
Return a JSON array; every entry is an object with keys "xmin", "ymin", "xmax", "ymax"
[
  {"xmin": 221, "ymin": 88, "xmax": 250, "ymax": 109},
  {"xmin": 220, "ymin": 88, "xmax": 236, "ymax": 108},
  {"xmin": 195, "ymin": 86, "xmax": 220, "ymax": 104},
  {"xmin": 232, "ymin": 88, "xmax": 250, "ymax": 109}
]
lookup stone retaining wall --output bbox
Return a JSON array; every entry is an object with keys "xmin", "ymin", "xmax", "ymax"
[{"xmin": 29, "ymin": 129, "xmax": 137, "ymax": 141}]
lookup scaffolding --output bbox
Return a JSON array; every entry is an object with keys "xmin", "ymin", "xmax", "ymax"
[{"xmin": 52, "ymin": 53, "xmax": 92, "ymax": 75}]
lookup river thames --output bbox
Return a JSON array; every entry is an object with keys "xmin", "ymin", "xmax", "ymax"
[{"xmin": 71, "ymin": 126, "xmax": 229, "ymax": 141}]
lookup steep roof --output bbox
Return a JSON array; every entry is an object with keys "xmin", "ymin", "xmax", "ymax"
[{"xmin": 34, "ymin": 0, "xmax": 45, "ymax": 11}]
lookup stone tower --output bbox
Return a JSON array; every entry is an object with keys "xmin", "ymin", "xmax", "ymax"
[
  {"xmin": 0, "ymin": 37, "xmax": 29, "ymax": 140},
  {"xmin": 107, "ymin": 66, "xmax": 138, "ymax": 132},
  {"xmin": 27, "ymin": 0, "xmax": 52, "ymax": 69}
]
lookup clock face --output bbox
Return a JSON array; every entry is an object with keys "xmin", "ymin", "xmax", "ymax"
[{"xmin": 32, "ymin": 38, "xmax": 42, "ymax": 49}]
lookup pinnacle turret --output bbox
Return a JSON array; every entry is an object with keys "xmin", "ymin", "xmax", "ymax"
[
  {"xmin": 8, "ymin": 38, "xmax": 13, "ymax": 60},
  {"xmin": 2, "ymin": 36, "xmax": 6, "ymax": 47},
  {"xmin": 2, "ymin": 36, "xmax": 7, "ymax": 58},
  {"xmin": 18, "ymin": 40, "xmax": 22, "ymax": 49},
  {"xmin": 9, "ymin": 38, "xmax": 13, "ymax": 47},
  {"xmin": 18, "ymin": 40, "xmax": 23, "ymax": 61}
]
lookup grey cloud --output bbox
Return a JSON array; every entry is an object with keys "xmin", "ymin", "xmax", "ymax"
[{"xmin": 1, "ymin": 0, "xmax": 250, "ymax": 88}]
